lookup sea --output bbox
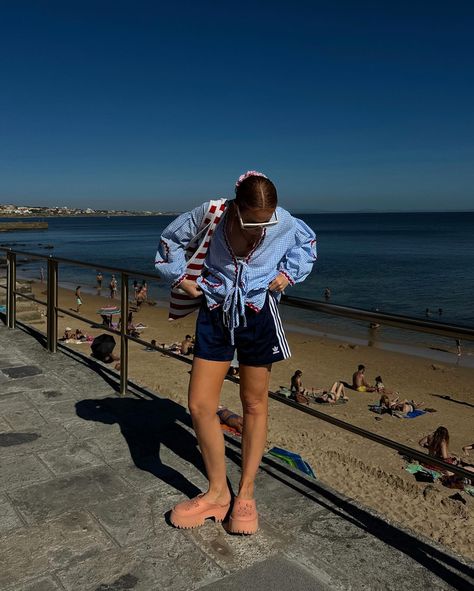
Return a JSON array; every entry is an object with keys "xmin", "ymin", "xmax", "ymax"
[{"xmin": 1, "ymin": 211, "xmax": 474, "ymax": 365}]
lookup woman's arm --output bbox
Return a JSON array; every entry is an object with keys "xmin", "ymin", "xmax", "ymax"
[
  {"xmin": 419, "ymin": 435, "xmax": 429, "ymax": 448},
  {"xmin": 154, "ymin": 202, "xmax": 209, "ymax": 286},
  {"xmin": 278, "ymin": 218, "xmax": 317, "ymax": 286},
  {"xmin": 462, "ymin": 443, "xmax": 474, "ymax": 455}
]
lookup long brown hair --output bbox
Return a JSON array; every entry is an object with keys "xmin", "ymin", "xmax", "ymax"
[
  {"xmin": 430, "ymin": 426, "xmax": 449, "ymax": 457},
  {"xmin": 235, "ymin": 175, "xmax": 278, "ymax": 210}
]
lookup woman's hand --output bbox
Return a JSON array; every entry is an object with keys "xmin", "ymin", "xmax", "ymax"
[
  {"xmin": 179, "ymin": 278, "xmax": 202, "ymax": 298},
  {"xmin": 269, "ymin": 272, "xmax": 290, "ymax": 293}
]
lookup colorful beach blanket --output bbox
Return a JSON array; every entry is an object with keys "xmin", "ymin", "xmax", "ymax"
[
  {"xmin": 404, "ymin": 409, "xmax": 426, "ymax": 419},
  {"xmin": 267, "ymin": 446, "xmax": 316, "ymax": 479},
  {"xmin": 405, "ymin": 463, "xmax": 442, "ymax": 480}
]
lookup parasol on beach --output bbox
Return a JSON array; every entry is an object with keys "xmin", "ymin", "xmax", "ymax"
[{"xmin": 91, "ymin": 334, "xmax": 116, "ymax": 361}]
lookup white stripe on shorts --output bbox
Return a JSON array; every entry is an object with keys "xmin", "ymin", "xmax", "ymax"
[{"xmin": 268, "ymin": 294, "xmax": 291, "ymax": 358}]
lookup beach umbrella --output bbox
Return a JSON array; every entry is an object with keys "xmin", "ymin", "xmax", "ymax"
[
  {"xmin": 91, "ymin": 334, "xmax": 116, "ymax": 360},
  {"xmin": 267, "ymin": 446, "xmax": 316, "ymax": 478}
]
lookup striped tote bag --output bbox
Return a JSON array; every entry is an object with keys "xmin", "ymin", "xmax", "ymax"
[{"xmin": 168, "ymin": 199, "xmax": 227, "ymax": 320}]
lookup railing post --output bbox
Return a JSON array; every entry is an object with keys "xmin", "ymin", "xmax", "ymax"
[
  {"xmin": 46, "ymin": 257, "xmax": 58, "ymax": 353},
  {"xmin": 6, "ymin": 251, "xmax": 17, "ymax": 329},
  {"xmin": 119, "ymin": 273, "xmax": 129, "ymax": 396}
]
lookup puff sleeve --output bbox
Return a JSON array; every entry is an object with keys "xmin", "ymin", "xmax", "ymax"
[
  {"xmin": 278, "ymin": 217, "xmax": 317, "ymax": 285},
  {"xmin": 154, "ymin": 202, "xmax": 209, "ymax": 287}
]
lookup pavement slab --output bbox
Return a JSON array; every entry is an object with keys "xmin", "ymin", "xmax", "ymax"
[
  {"xmin": 0, "ymin": 453, "xmax": 53, "ymax": 491},
  {"xmin": 0, "ymin": 422, "xmax": 71, "ymax": 459},
  {"xmin": 55, "ymin": 536, "xmax": 226, "ymax": 591},
  {"xmin": 0, "ymin": 493, "xmax": 24, "ymax": 535},
  {"xmin": 0, "ymin": 510, "xmax": 115, "ymax": 589},
  {"xmin": 9, "ymin": 576, "xmax": 64, "ymax": 591},
  {"xmin": 37, "ymin": 440, "xmax": 106, "ymax": 475},
  {"xmin": 1, "ymin": 364, "xmax": 43, "ymax": 379},
  {"xmin": 8, "ymin": 466, "xmax": 134, "ymax": 524},
  {"xmin": 200, "ymin": 555, "xmax": 329, "ymax": 591}
]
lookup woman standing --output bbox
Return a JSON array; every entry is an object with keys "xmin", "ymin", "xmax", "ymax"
[
  {"xmin": 74, "ymin": 286, "xmax": 83, "ymax": 313},
  {"xmin": 155, "ymin": 171, "xmax": 317, "ymax": 534}
]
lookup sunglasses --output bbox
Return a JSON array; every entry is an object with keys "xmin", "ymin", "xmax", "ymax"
[{"xmin": 236, "ymin": 204, "xmax": 279, "ymax": 229}]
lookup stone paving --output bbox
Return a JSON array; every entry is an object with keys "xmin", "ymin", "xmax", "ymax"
[{"xmin": 0, "ymin": 322, "xmax": 473, "ymax": 590}]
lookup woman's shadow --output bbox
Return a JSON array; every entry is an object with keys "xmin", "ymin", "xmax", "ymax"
[{"xmin": 75, "ymin": 396, "xmax": 218, "ymax": 499}]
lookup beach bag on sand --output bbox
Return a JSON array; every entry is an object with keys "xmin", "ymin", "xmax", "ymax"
[{"xmin": 169, "ymin": 199, "xmax": 227, "ymax": 320}]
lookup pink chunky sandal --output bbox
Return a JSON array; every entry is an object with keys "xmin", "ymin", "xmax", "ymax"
[
  {"xmin": 227, "ymin": 497, "xmax": 258, "ymax": 534},
  {"xmin": 170, "ymin": 493, "xmax": 230, "ymax": 529}
]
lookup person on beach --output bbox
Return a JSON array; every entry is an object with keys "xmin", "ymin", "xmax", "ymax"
[
  {"xmin": 180, "ymin": 334, "xmax": 195, "ymax": 356},
  {"xmin": 135, "ymin": 286, "xmax": 146, "ymax": 310},
  {"xmin": 352, "ymin": 364, "xmax": 377, "ymax": 392},
  {"xmin": 419, "ymin": 426, "xmax": 458, "ymax": 475},
  {"xmin": 380, "ymin": 394, "xmax": 423, "ymax": 414},
  {"xmin": 75, "ymin": 286, "xmax": 83, "ymax": 313},
  {"xmin": 462, "ymin": 443, "xmax": 474, "ymax": 456},
  {"xmin": 96, "ymin": 271, "xmax": 103, "ymax": 291},
  {"xmin": 109, "ymin": 275, "xmax": 117, "ymax": 299},
  {"xmin": 456, "ymin": 339, "xmax": 462, "ymax": 357},
  {"xmin": 155, "ymin": 170, "xmax": 317, "ymax": 534},
  {"xmin": 290, "ymin": 370, "xmax": 311, "ymax": 404},
  {"xmin": 313, "ymin": 381, "xmax": 348, "ymax": 404},
  {"xmin": 217, "ymin": 406, "xmax": 244, "ymax": 434},
  {"xmin": 324, "ymin": 287, "xmax": 331, "ymax": 301}
]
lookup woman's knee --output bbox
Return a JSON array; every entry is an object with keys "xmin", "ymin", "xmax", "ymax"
[
  {"xmin": 241, "ymin": 396, "xmax": 267, "ymax": 416},
  {"xmin": 188, "ymin": 398, "xmax": 217, "ymax": 421}
]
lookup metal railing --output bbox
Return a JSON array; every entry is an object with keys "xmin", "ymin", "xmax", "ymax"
[{"xmin": 1, "ymin": 246, "xmax": 474, "ymax": 480}]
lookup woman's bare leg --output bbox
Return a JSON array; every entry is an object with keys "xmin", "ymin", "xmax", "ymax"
[
  {"xmin": 237, "ymin": 364, "xmax": 271, "ymax": 499},
  {"xmin": 188, "ymin": 357, "xmax": 232, "ymax": 503}
]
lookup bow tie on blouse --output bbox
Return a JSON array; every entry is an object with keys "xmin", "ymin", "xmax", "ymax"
[{"xmin": 222, "ymin": 260, "xmax": 248, "ymax": 344}]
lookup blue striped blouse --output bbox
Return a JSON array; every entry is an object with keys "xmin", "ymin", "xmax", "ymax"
[{"xmin": 155, "ymin": 200, "xmax": 317, "ymax": 338}]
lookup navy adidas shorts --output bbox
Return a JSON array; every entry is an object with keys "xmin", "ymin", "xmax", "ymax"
[{"xmin": 194, "ymin": 293, "xmax": 291, "ymax": 366}]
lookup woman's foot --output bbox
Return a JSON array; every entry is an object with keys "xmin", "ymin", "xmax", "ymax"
[
  {"xmin": 170, "ymin": 490, "xmax": 231, "ymax": 529},
  {"xmin": 227, "ymin": 497, "xmax": 258, "ymax": 534}
]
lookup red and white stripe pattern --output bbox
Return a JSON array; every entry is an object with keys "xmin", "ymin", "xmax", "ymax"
[{"xmin": 169, "ymin": 199, "xmax": 227, "ymax": 320}]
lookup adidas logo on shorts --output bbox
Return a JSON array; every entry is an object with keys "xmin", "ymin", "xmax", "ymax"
[{"xmin": 272, "ymin": 346, "xmax": 280, "ymax": 355}]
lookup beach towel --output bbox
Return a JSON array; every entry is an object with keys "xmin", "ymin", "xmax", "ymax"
[
  {"xmin": 169, "ymin": 199, "xmax": 227, "ymax": 320},
  {"xmin": 276, "ymin": 387, "xmax": 292, "ymax": 398},
  {"xmin": 369, "ymin": 404, "xmax": 388, "ymax": 415},
  {"xmin": 405, "ymin": 463, "xmax": 442, "ymax": 480},
  {"xmin": 219, "ymin": 424, "xmax": 241, "ymax": 437},
  {"xmin": 404, "ymin": 409, "xmax": 426, "ymax": 419},
  {"xmin": 267, "ymin": 446, "xmax": 316, "ymax": 478}
]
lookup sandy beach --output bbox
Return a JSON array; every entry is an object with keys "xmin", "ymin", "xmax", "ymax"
[{"xmin": 26, "ymin": 280, "xmax": 474, "ymax": 560}]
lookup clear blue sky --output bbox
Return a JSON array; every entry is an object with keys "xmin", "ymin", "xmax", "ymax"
[{"xmin": 1, "ymin": 1, "xmax": 473, "ymax": 212}]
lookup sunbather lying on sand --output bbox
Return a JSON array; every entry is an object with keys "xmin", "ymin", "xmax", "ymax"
[
  {"xmin": 313, "ymin": 381, "xmax": 348, "ymax": 404},
  {"xmin": 216, "ymin": 406, "xmax": 243, "ymax": 433},
  {"xmin": 380, "ymin": 394, "xmax": 424, "ymax": 414}
]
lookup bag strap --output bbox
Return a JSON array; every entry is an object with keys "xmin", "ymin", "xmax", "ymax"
[{"xmin": 187, "ymin": 199, "xmax": 227, "ymax": 250}]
